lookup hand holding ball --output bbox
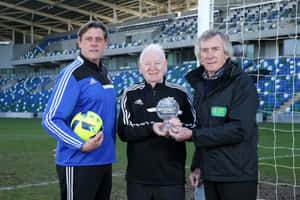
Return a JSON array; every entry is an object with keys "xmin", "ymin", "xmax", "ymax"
[{"xmin": 71, "ymin": 111, "xmax": 104, "ymax": 141}]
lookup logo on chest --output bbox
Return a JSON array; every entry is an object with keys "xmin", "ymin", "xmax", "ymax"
[
  {"xmin": 211, "ymin": 106, "xmax": 227, "ymax": 117},
  {"xmin": 90, "ymin": 78, "xmax": 98, "ymax": 85},
  {"xmin": 134, "ymin": 99, "xmax": 144, "ymax": 106}
]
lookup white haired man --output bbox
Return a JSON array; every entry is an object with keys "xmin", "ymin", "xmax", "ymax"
[{"xmin": 118, "ymin": 43, "xmax": 196, "ymax": 200}]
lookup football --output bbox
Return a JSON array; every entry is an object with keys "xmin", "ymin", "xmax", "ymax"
[{"xmin": 70, "ymin": 111, "xmax": 103, "ymax": 141}]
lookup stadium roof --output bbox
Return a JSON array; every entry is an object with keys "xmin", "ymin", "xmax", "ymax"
[
  {"xmin": 0, "ymin": 0, "xmax": 267, "ymax": 44},
  {"xmin": 0, "ymin": 0, "xmax": 199, "ymax": 43}
]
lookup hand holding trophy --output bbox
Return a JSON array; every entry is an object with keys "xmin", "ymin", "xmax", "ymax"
[{"xmin": 156, "ymin": 97, "xmax": 180, "ymax": 132}]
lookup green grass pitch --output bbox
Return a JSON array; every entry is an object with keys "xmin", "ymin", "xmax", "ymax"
[{"xmin": 0, "ymin": 118, "xmax": 299, "ymax": 199}]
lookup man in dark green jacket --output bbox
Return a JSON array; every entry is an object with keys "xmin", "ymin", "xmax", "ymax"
[{"xmin": 168, "ymin": 29, "xmax": 259, "ymax": 200}]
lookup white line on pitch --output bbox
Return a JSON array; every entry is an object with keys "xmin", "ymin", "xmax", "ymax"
[
  {"xmin": 0, "ymin": 173, "xmax": 125, "ymax": 191},
  {"xmin": 2, "ymin": 154, "xmax": 299, "ymax": 191},
  {"xmin": 0, "ymin": 180, "xmax": 58, "ymax": 191}
]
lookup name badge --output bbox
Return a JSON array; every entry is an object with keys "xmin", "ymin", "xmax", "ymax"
[{"xmin": 211, "ymin": 107, "xmax": 227, "ymax": 117}]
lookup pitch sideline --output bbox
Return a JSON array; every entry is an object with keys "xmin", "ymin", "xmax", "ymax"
[
  {"xmin": 0, "ymin": 172, "xmax": 125, "ymax": 191},
  {"xmin": 2, "ymin": 154, "xmax": 300, "ymax": 191}
]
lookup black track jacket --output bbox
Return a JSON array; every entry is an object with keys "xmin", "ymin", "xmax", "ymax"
[
  {"xmin": 186, "ymin": 59, "xmax": 259, "ymax": 182},
  {"xmin": 118, "ymin": 79, "xmax": 196, "ymax": 185}
]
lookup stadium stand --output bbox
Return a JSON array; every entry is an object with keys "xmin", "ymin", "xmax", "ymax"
[
  {"xmin": 0, "ymin": 0, "xmax": 300, "ymax": 118},
  {"xmin": 12, "ymin": 0, "xmax": 298, "ymax": 65},
  {"xmin": 219, "ymin": 0, "xmax": 297, "ymax": 34},
  {"xmin": 3, "ymin": 57, "xmax": 300, "ymax": 115}
]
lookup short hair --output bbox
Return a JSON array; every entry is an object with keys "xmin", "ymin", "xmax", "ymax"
[
  {"xmin": 78, "ymin": 21, "xmax": 108, "ymax": 41},
  {"xmin": 139, "ymin": 44, "xmax": 166, "ymax": 64},
  {"xmin": 194, "ymin": 29, "xmax": 233, "ymax": 61}
]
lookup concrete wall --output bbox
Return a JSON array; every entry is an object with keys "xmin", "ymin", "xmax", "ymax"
[
  {"xmin": 284, "ymin": 39, "xmax": 298, "ymax": 56},
  {"xmin": 108, "ymin": 27, "xmax": 156, "ymax": 45},
  {"xmin": 272, "ymin": 113, "xmax": 300, "ymax": 123},
  {"xmin": 0, "ymin": 112, "xmax": 43, "ymax": 118},
  {"xmin": 12, "ymin": 43, "xmax": 31, "ymax": 59},
  {"xmin": 0, "ymin": 45, "xmax": 14, "ymax": 68},
  {"xmin": 264, "ymin": 40, "xmax": 278, "ymax": 58},
  {"xmin": 46, "ymin": 39, "xmax": 77, "ymax": 51}
]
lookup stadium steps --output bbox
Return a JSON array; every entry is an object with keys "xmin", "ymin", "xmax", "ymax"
[
  {"xmin": 1, "ymin": 80, "xmax": 18, "ymax": 91},
  {"xmin": 277, "ymin": 92, "xmax": 300, "ymax": 113}
]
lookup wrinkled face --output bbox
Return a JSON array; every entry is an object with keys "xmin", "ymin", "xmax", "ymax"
[
  {"xmin": 139, "ymin": 50, "xmax": 167, "ymax": 87},
  {"xmin": 200, "ymin": 35, "xmax": 229, "ymax": 77},
  {"xmin": 77, "ymin": 28, "xmax": 107, "ymax": 66}
]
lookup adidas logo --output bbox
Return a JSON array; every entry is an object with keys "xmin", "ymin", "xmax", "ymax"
[
  {"xmin": 134, "ymin": 99, "xmax": 144, "ymax": 105},
  {"xmin": 90, "ymin": 78, "xmax": 97, "ymax": 85}
]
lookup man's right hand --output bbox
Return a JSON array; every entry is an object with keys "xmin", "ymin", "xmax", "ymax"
[
  {"xmin": 189, "ymin": 168, "xmax": 201, "ymax": 188},
  {"xmin": 153, "ymin": 122, "xmax": 169, "ymax": 137},
  {"xmin": 81, "ymin": 131, "xmax": 104, "ymax": 152}
]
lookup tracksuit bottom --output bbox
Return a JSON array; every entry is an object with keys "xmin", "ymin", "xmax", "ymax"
[
  {"xmin": 127, "ymin": 182, "xmax": 185, "ymax": 200},
  {"xmin": 56, "ymin": 164, "xmax": 112, "ymax": 200},
  {"xmin": 204, "ymin": 181, "xmax": 257, "ymax": 200}
]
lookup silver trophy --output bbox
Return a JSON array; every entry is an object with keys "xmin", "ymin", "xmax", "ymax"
[{"xmin": 156, "ymin": 97, "xmax": 180, "ymax": 132}]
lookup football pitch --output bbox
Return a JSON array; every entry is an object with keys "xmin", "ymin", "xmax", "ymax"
[{"xmin": 0, "ymin": 118, "xmax": 300, "ymax": 200}]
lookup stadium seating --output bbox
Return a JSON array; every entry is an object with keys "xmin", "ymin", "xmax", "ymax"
[
  {"xmin": 246, "ymin": 57, "xmax": 300, "ymax": 113},
  {"xmin": 20, "ymin": 34, "xmax": 78, "ymax": 60},
  {"xmin": 0, "ymin": 64, "xmax": 198, "ymax": 113},
  {"xmin": 4, "ymin": 56, "xmax": 300, "ymax": 114},
  {"xmin": 0, "ymin": 76, "xmax": 52, "ymax": 113},
  {"xmin": 4, "ymin": 57, "xmax": 300, "ymax": 114},
  {"xmin": 219, "ymin": 0, "xmax": 297, "ymax": 34},
  {"xmin": 159, "ymin": 15, "xmax": 197, "ymax": 42}
]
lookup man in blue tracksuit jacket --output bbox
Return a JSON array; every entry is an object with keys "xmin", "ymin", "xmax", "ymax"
[{"xmin": 42, "ymin": 21, "xmax": 116, "ymax": 200}]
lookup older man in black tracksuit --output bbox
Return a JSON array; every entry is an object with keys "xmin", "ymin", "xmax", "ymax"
[
  {"xmin": 168, "ymin": 30, "xmax": 259, "ymax": 200},
  {"xmin": 118, "ymin": 44, "xmax": 196, "ymax": 200}
]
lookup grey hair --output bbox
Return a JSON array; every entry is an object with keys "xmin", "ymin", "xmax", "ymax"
[
  {"xmin": 139, "ymin": 43, "xmax": 166, "ymax": 64},
  {"xmin": 194, "ymin": 29, "xmax": 233, "ymax": 62}
]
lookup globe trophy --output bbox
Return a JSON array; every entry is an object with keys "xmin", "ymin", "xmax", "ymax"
[{"xmin": 156, "ymin": 97, "xmax": 180, "ymax": 132}]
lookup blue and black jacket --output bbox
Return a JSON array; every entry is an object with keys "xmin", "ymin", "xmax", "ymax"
[{"xmin": 42, "ymin": 55, "xmax": 117, "ymax": 166}]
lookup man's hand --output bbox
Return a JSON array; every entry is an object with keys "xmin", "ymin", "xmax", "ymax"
[
  {"xmin": 153, "ymin": 118, "xmax": 182, "ymax": 137},
  {"xmin": 53, "ymin": 148, "xmax": 56, "ymax": 159},
  {"xmin": 189, "ymin": 168, "xmax": 201, "ymax": 188},
  {"xmin": 153, "ymin": 122, "xmax": 169, "ymax": 137},
  {"xmin": 169, "ymin": 117, "xmax": 182, "ymax": 127},
  {"xmin": 81, "ymin": 131, "xmax": 104, "ymax": 152},
  {"xmin": 169, "ymin": 126, "xmax": 192, "ymax": 141}
]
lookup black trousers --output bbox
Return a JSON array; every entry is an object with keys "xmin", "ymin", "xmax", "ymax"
[
  {"xmin": 204, "ymin": 181, "xmax": 257, "ymax": 200},
  {"xmin": 56, "ymin": 164, "xmax": 112, "ymax": 200},
  {"xmin": 127, "ymin": 182, "xmax": 185, "ymax": 200}
]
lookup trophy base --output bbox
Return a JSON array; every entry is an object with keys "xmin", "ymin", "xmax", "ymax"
[{"xmin": 159, "ymin": 123, "xmax": 172, "ymax": 132}]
